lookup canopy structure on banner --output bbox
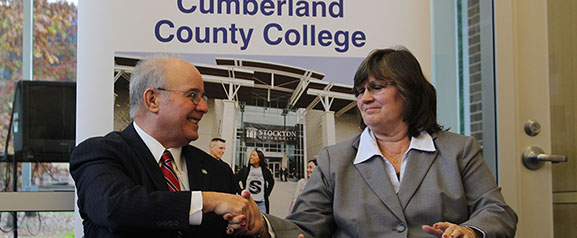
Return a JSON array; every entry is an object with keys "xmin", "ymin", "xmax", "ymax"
[{"xmin": 113, "ymin": 55, "xmax": 357, "ymax": 115}]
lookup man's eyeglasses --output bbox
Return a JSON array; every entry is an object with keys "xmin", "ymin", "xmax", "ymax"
[
  {"xmin": 353, "ymin": 80, "xmax": 395, "ymax": 98},
  {"xmin": 156, "ymin": 87, "xmax": 208, "ymax": 104}
]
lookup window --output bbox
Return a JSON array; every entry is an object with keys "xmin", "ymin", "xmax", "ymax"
[
  {"xmin": 432, "ymin": 0, "xmax": 497, "ymax": 177},
  {"xmin": 0, "ymin": 0, "xmax": 77, "ymax": 236}
]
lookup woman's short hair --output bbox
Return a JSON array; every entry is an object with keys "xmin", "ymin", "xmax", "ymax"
[{"xmin": 353, "ymin": 47, "xmax": 442, "ymax": 137}]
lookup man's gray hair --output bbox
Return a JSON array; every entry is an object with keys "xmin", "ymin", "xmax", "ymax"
[{"xmin": 129, "ymin": 55, "xmax": 174, "ymax": 119}]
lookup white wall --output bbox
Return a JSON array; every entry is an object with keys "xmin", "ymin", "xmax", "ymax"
[
  {"xmin": 335, "ymin": 112, "xmax": 362, "ymax": 143},
  {"xmin": 305, "ymin": 110, "xmax": 324, "ymax": 160},
  {"xmin": 305, "ymin": 109, "xmax": 360, "ymax": 159}
]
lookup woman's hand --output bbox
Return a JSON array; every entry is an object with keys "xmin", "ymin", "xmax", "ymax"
[
  {"xmin": 224, "ymin": 190, "xmax": 270, "ymax": 238},
  {"xmin": 422, "ymin": 222, "xmax": 477, "ymax": 238}
]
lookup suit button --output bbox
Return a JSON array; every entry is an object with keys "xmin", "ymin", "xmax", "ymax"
[{"xmin": 395, "ymin": 223, "xmax": 406, "ymax": 233}]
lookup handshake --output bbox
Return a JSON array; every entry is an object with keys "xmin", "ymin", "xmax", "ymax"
[{"xmin": 202, "ymin": 190, "xmax": 270, "ymax": 237}]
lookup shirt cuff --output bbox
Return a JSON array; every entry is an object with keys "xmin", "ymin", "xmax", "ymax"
[
  {"xmin": 262, "ymin": 214, "xmax": 276, "ymax": 238},
  {"xmin": 466, "ymin": 225, "xmax": 486, "ymax": 238},
  {"xmin": 189, "ymin": 191, "xmax": 203, "ymax": 225}
]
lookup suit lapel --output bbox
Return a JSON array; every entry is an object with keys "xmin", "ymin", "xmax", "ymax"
[
  {"xmin": 182, "ymin": 146, "xmax": 205, "ymax": 190},
  {"xmin": 121, "ymin": 123, "xmax": 168, "ymax": 191},
  {"xmin": 397, "ymin": 142, "xmax": 438, "ymax": 209},
  {"xmin": 352, "ymin": 137, "xmax": 405, "ymax": 221}
]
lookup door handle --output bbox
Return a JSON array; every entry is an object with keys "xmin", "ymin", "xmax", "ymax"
[{"xmin": 522, "ymin": 146, "xmax": 568, "ymax": 170}]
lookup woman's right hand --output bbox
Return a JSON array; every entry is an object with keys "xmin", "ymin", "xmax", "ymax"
[{"xmin": 422, "ymin": 222, "xmax": 477, "ymax": 238}]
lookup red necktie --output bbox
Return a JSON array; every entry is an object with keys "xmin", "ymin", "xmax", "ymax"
[
  {"xmin": 161, "ymin": 150, "xmax": 184, "ymax": 238},
  {"xmin": 161, "ymin": 150, "xmax": 181, "ymax": 192}
]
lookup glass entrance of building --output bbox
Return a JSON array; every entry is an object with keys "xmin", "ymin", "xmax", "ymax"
[
  {"xmin": 268, "ymin": 161, "xmax": 281, "ymax": 179},
  {"xmin": 234, "ymin": 105, "xmax": 305, "ymax": 180}
]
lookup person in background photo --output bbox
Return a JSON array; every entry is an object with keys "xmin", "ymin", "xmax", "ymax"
[
  {"xmin": 208, "ymin": 137, "xmax": 226, "ymax": 161},
  {"xmin": 281, "ymin": 165, "xmax": 288, "ymax": 182},
  {"xmin": 227, "ymin": 47, "xmax": 518, "ymax": 238},
  {"xmin": 235, "ymin": 149, "xmax": 275, "ymax": 214},
  {"xmin": 288, "ymin": 159, "xmax": 317, "ymax": 214},
  {"xmin": 209, "ymin": 137, "xmax": 233, "ymax": 170}
]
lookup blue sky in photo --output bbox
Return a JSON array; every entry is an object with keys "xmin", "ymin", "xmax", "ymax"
[{"xmin": 116, "ymin": 51, "xmax": 364, "ymax": 86}]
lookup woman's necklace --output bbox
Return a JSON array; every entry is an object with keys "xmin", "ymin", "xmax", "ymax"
[
  {"xmin": 377, "ymin": 137, "xmax": 410, "ymax": 170},
  {"xmin": 383, "ymin": 151, "xmax": 403, "ymax": 165}
]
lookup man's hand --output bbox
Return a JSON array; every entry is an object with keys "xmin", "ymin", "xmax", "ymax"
[
  {"xmin": 201, "ymin": 191, "xmax": 252, "ymax": 216},
  {"xmin": 422, "ymin": 222, "xmax": 477, "ymax": 238},
  {"xmin": 223, "ymin": 190, "xmax": 269, "ymax": 238}
]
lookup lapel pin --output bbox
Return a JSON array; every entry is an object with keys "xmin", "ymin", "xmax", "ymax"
[{"xmin": 201, "ymin": 169, "xmax": 208, "ymax": 175}]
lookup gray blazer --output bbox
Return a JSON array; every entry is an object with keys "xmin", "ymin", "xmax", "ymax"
[{"xmin": 266, "ymin": 131, "xmax": 517, "ymax": 238}]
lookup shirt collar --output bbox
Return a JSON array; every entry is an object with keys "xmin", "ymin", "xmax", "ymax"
[
  {"xmin": 133, "ymin": 122, "xmax": 183, "ymax": 170},
  {"xmin": 354, "ymin": 128, "xmax": 436, "ymax": 165}
]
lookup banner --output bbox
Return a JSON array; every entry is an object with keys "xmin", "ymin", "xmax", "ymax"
[
  {"xmin": 76, "ymin": 1, "xmax": 431, "ymax": 233},
  {"xmin": 244, "ymin": 123, "xmax": 298, "ymax": 145},
  {"xmin": 77, "ymin": 1, "xmax": 431, "ymax": 91}
]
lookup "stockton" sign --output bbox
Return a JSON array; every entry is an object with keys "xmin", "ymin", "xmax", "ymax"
[{"xmin": 244, "ymin": 123, "xmax": 298, "ymax": 144}]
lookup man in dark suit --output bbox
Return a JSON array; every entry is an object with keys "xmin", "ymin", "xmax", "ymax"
[{"xmin": 70, "ymin": 56, "xmax": 259, "ymax": 237}]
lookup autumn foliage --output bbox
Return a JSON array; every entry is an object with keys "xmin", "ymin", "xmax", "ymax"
[{"xmin": 0, "ymin": 0, "xmax": 77, "ymax": 152}]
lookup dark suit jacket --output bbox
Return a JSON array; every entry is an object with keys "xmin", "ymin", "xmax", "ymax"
[
  {"xmin": 266, "ymin": 131, "xmax": 517, "ymax": 238},
  {"xmin": 235, "ymin": 166, "xmax": 274, "ymax": 213},
  {"xmin": 70, "ymin": 123, "xmax": 237, "ymax": 237}
]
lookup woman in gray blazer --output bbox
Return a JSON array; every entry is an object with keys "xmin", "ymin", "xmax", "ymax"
[{"xmin": 230, "ymin": 47, "xmax": 518, "ymax": 238}]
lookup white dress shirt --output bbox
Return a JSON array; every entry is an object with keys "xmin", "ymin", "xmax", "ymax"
[
  {"xmin": 134, "ymin": 122, "xmax": 203, "ymax": 225},
  {"xmin": 354, "ymin": 128, "xmax": 436, "ymax": 193}
]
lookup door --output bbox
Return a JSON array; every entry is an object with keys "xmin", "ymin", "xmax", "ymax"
[
  {"xmin": 548, "ymin": 0, "xmax": 577, "ymax": 236},
  {"xmin": 495, "ymin": 0, "xmax": 572, "ymax": 237},
  {"xmin": 269, "ymin": 161, "xmax": 281, "ymax": 179}
]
